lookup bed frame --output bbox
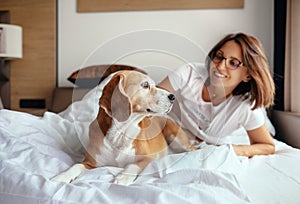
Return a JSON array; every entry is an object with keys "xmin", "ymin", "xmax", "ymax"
[
  {"xmin": 271, "ymin": 110, "xmax": 300, "ymax": 149},
  {"xmin": 50, "ymin": 87, "xmax": 90, "ymax": 113}
]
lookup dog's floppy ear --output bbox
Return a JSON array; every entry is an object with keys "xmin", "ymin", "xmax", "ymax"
[{"xmin": 100, "ymin": 74, "xmax": 132, "ymax": 122}]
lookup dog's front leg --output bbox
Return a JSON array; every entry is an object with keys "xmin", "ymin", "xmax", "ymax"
[
  {"xmin": 113, "ymin": 157, "xmax": 153, "ymax": 186},
  {"xmin": 51, "ymin": 163, "xmax": 87, "ymax": 183},
  {"xmin": 163, "ymin": 118, "xmax": 198, "ymax": 152}
]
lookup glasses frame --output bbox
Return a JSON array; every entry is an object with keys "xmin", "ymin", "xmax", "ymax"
[{"xmin": 212, "ymin": 51, "xmax": 244, "ymax": 70}]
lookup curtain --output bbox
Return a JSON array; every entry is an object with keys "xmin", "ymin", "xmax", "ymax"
[{"xmin": 285, "ymin": 0, "xmax": 300, "ymax": 113}]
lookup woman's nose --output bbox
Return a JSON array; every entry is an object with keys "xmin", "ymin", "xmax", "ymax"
[{"xmin": 216, "ymin": 59, "xmax": 227, "ymax": 70}]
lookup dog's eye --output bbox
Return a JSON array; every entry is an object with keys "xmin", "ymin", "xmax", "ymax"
[{"xmin": 141, "ymin": 81, "xmax": 150, "ymax": 89}]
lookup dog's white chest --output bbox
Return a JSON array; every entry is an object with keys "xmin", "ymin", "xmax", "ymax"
[{"xmin": 96, "ymin": 115, "xmax": 144, "ymax": 167}]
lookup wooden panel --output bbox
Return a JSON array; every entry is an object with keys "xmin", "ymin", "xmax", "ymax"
[
  {"xmin": 77, "ymin": 0, "xmax": 244, "ymax": 12},
  {"xmin": 0, "ymin": 0, "xmax": 56, "ymax": 114}
]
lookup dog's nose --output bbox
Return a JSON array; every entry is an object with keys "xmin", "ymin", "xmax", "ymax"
[{"xmin": 168, "ymin": 94, "xmax": 175, "ymax": 102}]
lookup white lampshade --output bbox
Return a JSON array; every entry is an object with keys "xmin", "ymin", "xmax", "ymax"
[{"xmin": 0, "ymin": 24, "xmax": 22, "ymax": 59}]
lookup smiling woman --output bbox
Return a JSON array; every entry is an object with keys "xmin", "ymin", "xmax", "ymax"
[
  {"xmin": 158, "ymin": 32, "xmax": 276, "ymax": 158},
  {"xmin": 207, "ymin": 40, "xmax": 251, "ymax": 104},
  {"xmin": 206, "ymin": 33, "xmax": 275, "ymax": 109}
]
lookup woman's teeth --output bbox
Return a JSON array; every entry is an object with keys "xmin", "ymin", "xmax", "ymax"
[{"xmin": 214, "ymin": 71, "xmax": 227, "ymax": 78}]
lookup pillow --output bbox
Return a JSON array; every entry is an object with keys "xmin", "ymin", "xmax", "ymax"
[{"xmin": 68, "ymin": 64, "xmax": 147, "ymax": 88}]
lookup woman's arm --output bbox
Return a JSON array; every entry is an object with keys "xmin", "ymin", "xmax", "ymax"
[{"xmin": 232, "ymin": 124, "xmax": 275, "ymax": 157}]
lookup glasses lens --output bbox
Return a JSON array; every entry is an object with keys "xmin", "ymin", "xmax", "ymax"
[
  {"xmin": 228, "ymin": 58, "xmax": 241, "ymax": 69},
  {"xmin": 213, "ymin": 52, "xmax": 223, "ymax": 63}
]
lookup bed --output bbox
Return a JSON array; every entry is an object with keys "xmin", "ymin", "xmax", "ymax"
[{"xmin": 1, "ymin": 71, "xmax": 300, "ymax": 204}]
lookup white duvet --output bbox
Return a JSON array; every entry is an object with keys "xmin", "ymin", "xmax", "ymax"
[{"xmin": 1, "ymin": 84, "xmax": 300, "ymax": 204}]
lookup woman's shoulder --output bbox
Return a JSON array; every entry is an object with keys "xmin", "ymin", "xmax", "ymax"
[
  {"xmin": 178, "ymin": 62, "xmax": 208, "ymax": 79},
  {"xmin": 168, "ymin": 62, "xmax": 207, "ymax": 92},
  {"xmin": 230, "ymin": 95, "xmax": 266, "ymax": 118},
  {"xmin": 184, "ymin": 62, "xmax": 206, "ymax": 72}
]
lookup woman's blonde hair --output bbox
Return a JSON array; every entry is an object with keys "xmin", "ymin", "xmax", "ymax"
[{"xmin": 205, "ymin": 33, "xmax": 275, "ymax": 110}]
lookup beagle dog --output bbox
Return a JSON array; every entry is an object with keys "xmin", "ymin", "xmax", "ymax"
[{"xmin": 51, "ymin": 70, "xmax": 196, "ymax": 185}]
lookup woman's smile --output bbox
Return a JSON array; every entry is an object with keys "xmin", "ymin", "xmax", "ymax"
[{"xmin": 213, "ymin": 70, "xmax": 227, "ymax": 79}]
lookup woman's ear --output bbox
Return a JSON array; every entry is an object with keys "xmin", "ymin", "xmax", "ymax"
[{"xmin": 242, "ymin": 74, "xmax": 251, "ymax": 82}]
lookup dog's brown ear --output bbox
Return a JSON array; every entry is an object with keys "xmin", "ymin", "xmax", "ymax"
[{"xmin": 100, "ymin": 74, "xmax": 132, "ymax": 122}]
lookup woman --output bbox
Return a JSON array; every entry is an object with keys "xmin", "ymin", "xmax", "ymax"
[{"xmin": 159, "ymin": 33, "xmax": 275, "ymax": 157}]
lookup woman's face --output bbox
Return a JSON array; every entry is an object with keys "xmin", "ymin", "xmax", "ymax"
[{"xmin": 209, "ymin": 40, "xmax": 250, "ymax": 91}]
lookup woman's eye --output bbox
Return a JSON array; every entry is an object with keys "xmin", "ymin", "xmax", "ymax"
[
  {"xmin": 141, "ymin": 81, "xmax": 150, "ymax": 89},
  {"xmin": 216, "ymin": 55, "xmax": 223, "ymax": 60},
  {"xmin": 230, "ymin": 59, "xmax": 240, "ymax": 67},
  {"xmin": 215, "ymin": 53, "xmax": 224, "ymax": 61}
]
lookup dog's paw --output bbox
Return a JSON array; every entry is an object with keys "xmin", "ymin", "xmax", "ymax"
[
  {"xmin": 51, "ymin": 164, "xmax": 86, "ymax": 183},
  {"xmin": 113, "ymin": 173, "xmax": 137, "ymax": 186},
  {"xmin": 50, "ymin": 173, "xmax": 74, "ymax": 183},
  {"xmin": 187, "ymin": 145, "xmax": 198, "ymax": 151}
]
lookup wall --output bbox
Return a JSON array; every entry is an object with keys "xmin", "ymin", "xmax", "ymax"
[{"xmin": 58, "ymin": 0, "xmax": 273, "ymax": 87}]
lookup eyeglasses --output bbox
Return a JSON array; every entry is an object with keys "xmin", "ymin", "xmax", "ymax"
[{"xmin": 212, "ymin": 51, "xmax": 244, "ymax": 70}]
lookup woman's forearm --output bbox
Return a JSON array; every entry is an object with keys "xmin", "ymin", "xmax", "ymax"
[{"xmin": 232, "ymin": 143, "xmax": 275, "ymax": 158}]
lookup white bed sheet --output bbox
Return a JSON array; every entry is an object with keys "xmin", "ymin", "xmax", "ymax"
[
  {"xmin": 0, "ymin": 84, "xmax": 300, "ymax": 204},
  {"xmin": 238, "ymin": 140, "xmax": 300, "ymax": 204}
]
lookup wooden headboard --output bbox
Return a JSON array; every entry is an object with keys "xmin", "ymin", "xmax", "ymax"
[{"xmin": 50, "ymin": 87, "xmax": 91, "ymax": 113}]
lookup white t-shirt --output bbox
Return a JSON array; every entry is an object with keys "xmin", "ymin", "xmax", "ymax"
[{"xmin": 167, "ymin": 63, "xmax": 275, "ymax": 145}]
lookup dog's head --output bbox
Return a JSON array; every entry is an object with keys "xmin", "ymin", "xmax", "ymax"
[{"xmin": 99, "ymin": 70, "xmax": 175, "ymax": 122}]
